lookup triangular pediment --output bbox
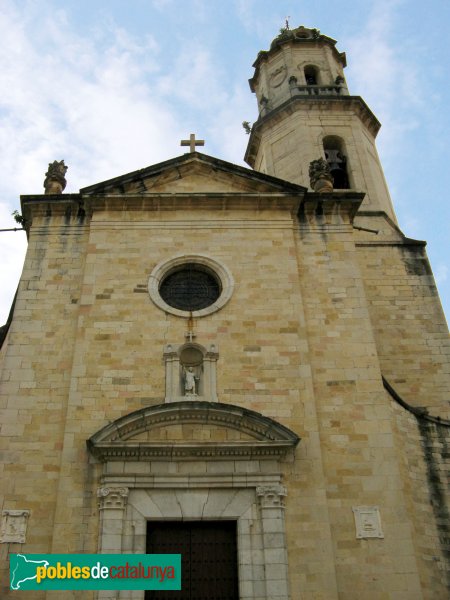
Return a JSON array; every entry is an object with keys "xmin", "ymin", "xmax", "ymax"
[
  {"xmin": 80, "ymin": 152, "xmax": 306, "ymax": 196},
  {"xmin": 87, "ymin": 401, "xmax": 300, "ymax": 461}
]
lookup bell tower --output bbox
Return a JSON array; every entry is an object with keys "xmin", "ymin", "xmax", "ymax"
[{"xmin": 245, "ymin": 25, "xmax": 397, "ymax": 221}]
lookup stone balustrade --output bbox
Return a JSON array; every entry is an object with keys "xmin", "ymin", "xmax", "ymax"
[{"xmin": 292, "ymin": 84, "xmax": 344, "ymax": 96}]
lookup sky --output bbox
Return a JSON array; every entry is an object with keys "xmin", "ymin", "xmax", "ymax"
[{"xmin": 0, "ymin": 0, "xmax": 449, "ymax": 325}]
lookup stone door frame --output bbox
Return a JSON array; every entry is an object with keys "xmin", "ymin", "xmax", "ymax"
[{"xmin": 89, "ymin": 401, "xmax": 300, "ymax": 600}]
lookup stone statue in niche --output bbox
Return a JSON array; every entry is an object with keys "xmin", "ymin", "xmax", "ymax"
[
  {"xmin": 184, "ymin": 366, "xmax": 200, "ymax": 396},
  {"xmin": 163, "ymin": 342, "xmax": 219, "ymax": 403}
]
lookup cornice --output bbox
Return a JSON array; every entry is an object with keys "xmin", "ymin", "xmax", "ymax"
[
  {"xmin": 80, "ymin": 152, "xmax": 306, "ymax": 196},
  {"xmin": 245, "ymin": 96, "xmax": 381, "ymax": 168},
  {"xmin": 87, "ymin": 401, "xmax": 300, "ymax": 463},
  {"xmin": 84, "ymin": 193, "xmax": 302, "ymax": 214},
  {"xmin": 299, "ymin": 191, "xmax": 365, "ymax": 227},
  {"xmin": 90, "ymin": 440, "xmax": 296, "ymax": 462},
  {"xmin": 21, "ymin": 192, "xmax": 305, "ymax": 221}
]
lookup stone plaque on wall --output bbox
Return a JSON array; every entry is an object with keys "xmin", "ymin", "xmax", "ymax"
[
  {"xmin": 352, "ymin": 506, "xmax": 384, "ymax": 539},
  {"xmin": 0, "ymin": 510, "xmax": 30, "ymax": 544}
]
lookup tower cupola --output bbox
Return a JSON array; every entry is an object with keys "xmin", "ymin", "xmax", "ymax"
[
  {"xmin": 249, "ymin": 26, "xmax": 348, "ymax": 113},
  {"xmin": 245, "ymin": 26, "xmax": 397, "ymax": 221}
]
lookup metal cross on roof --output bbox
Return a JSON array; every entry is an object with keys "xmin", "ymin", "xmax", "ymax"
[{"xmin": 180, "ymin": 133, "xmax": 205, "ymax": 153}]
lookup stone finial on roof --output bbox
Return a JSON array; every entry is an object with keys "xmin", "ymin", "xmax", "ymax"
[
  {"xmin": 44, "ymin": 160, "xmax": 68, "ymax": 194},
  {"xmin": 309, "ymin": 158, "xmax": 334, "ymax": 193}
]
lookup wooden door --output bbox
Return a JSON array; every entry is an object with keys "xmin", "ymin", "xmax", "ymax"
[{"xmin": 145, "ymin": 521, "xmax": 239, "ymax": 599}]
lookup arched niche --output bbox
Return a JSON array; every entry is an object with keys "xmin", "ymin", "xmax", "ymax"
[
  {"xmin": 163, "ymin": 341, "xmax": 219, "ymax": 403},
  {"xmin": 304, "ymin": 64, "xmax": 320, "ymax": 85},
  {"xmin": 323, "ymin": 135, "xmax": 351, "ymax": 189}
]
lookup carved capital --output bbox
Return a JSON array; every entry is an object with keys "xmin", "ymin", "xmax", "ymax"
[
  {"xmin": 205, "ymin": 343, "xmax": 219, "ymax": 360},
  {"xmin": 97, "ymin": 487, "xmax": 129, "ymax": 510},
  {"xmin": 163, "ymin": 344, "xmax": 179, "ymax": 359},
  {"xmin": 256, "ymin": 485, "xmax": 287, "ymax": 508},
  {"xmin": 309, "ymin": 158, "xmax": 334, "ymax": 193},
  {"xmin": 1, "ymin": 510, "xmax": 30, "ymax": 544}
]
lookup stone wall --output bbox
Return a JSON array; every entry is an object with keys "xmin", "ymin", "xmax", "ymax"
[
  {"xmin": 390, "ymin": 396, "xmax": 450, "ymax": 598},
  {"xmin": 357, "ymin": 240, "xmax": 450, "ymax": 417},
  {"xmin": 0, "ymin": 179, "xmax": 449, "ymax": 599},
  {"xmin": 0, "ymin": 204, "xmax": 89, "ymax": 596}
]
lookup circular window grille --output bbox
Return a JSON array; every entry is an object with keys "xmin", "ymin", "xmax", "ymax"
[
  {"xmin": 148, "ymin": 255, "xmax": 234, "ymax": 318},
  {"xmin": 159, "ymin": 263, "xmax": 221, "ymax": 311}
]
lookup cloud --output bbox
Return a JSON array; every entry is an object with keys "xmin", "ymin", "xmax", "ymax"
[
  {"xmin": 344, "ymin": 0, "xmax": 422, "ymax": 154},
  {"xmin": 342, "ymin": 0, "xmax": 440, "ymax": 242},
  {"xmin": 157, "ymin": 46, "xmax": 224, "ymax": 110},
  {"xmin": 235, "ymin": 0, "xmax": 256, "ymax": 27},
  {"xmin": 0, "ymin": 1, "xmax": 257, "ymax": 323},
  {"xmin": 151, "ymin": 0, "xmax": 174, "ymax": 10},
  {"xmin": 234, "ymin": 0, "xmax": 284, "ymax": 40},
  {"xmin": 0, "ymin": 2, "xmax": 180, "ymax": 322},
  {"xmin": 0, "ymin": 4, "xmax": 179, "ymax": 193}
]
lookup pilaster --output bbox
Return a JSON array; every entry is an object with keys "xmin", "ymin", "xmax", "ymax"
[
  {"xmin": 295, "ymin": 191, "xmax": 423, "ymax": 597},
  {"xmin": 257, "ymin": 485, "xmax": 290, "ymax": 600}
]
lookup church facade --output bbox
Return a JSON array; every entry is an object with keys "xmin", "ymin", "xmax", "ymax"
[{"xmin": 1, "ymin": 26, "xmax": 449, "ymax": 600}]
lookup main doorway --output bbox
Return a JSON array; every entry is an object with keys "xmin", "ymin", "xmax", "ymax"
[{"xmin": 145, "ymin": 521, "xmax": 239, "ymax": 600}]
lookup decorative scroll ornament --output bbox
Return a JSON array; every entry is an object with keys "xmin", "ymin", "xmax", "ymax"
[
  {"xmin": 0, "ymin": 510, "xmax": 30, "ymax": 544},
  {"xmin": 43, "ymin": 160, "xmax": 68, "ymax": 194},
  {"xmin": 97, "ymin": 487, "xmax": 129, "ymax": 510},
  {"xmin": 309, "ymin": 157, "xmax": 334, "ymax": 193},
  {"xmin": 269, "ymin": 65, "xmax": 287, "ymax": 88},
  {"xmin": 256, "ymin": 485, "xmax": 287, "ymax": 508}
]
